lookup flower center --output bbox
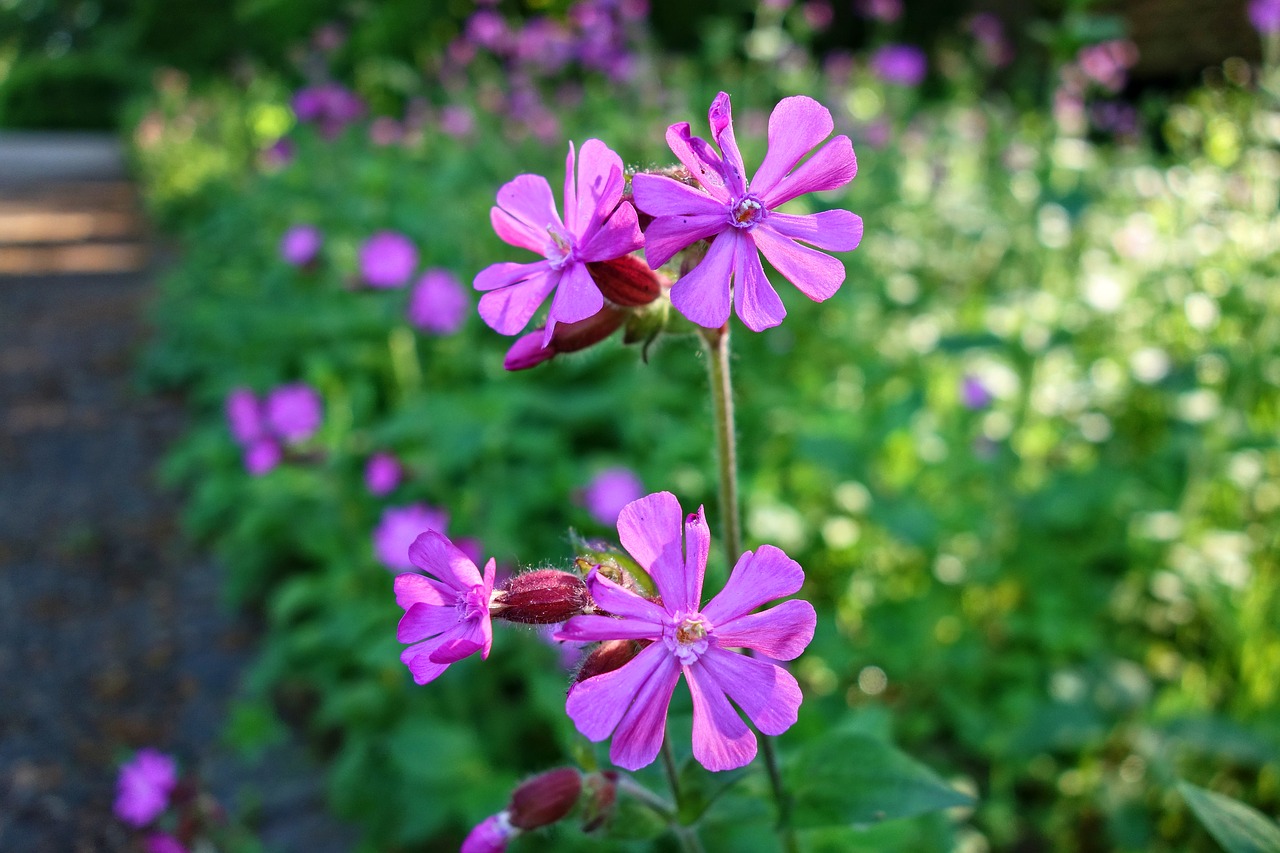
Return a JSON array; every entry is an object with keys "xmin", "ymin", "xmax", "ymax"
[
  {"xmin": 664, "ymin": 611, "xmax": 711, "ymax": 665},
  {"xmin": 545, "ymin": 224, "xmax": 575, "ymax": 270},
  {"xmin": 729, "ymin": 195, "xmax": 765, "ymax": 230},
  {"xmin": 460, "ymin": 585, "xmax": 490, "ymax": 622}
]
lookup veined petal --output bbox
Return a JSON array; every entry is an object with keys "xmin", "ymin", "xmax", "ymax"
[
  {"xmin": 700, "ymin": 647, "xmax": 803, "ymax": 736},
  {"xmin": 610, "ymin": 655, "xmax": 682, "ymax": 770},
  {"xmin": 429, "ymin": 618, "xmax": 487, "ymax": 663},
  {"xmin": 707, "ymin": 92, "xmax": 747, "ymax": 199},
  {"xmin": 702, "ymin": 545, "xmax": 805, "ymax": 624},
  {"xmin": 495, "ymin": 173, "xmax": 562, "ymax": 236},
  {"xmin": 666, "ymin": 123, "xmax": 730, "ymax": 203},
  {"xmin": 641, "ymin": 214, "xmax": 725, "ymax": 271},
  {"xmin": 753, "ymin": 225, "xmax": 846, "ymax": 303},
  {"xmin": 759, "ymin": 135, "xmax": 857, "ymax": 209},
  {"xmin": 585, "ymin": 568, "xmax": 670, "ymax": 625},
  {"xmin": 685, "ymin": 660, "xmax": 756, "ymax": 771},
  {"xmin": 733, "ymin": 239, "xmax": 787, "ymax": 332},
  {"xmin": 617, "ymin": 492, "xmax": 692, "ymax": 613},
  {"xmin": 397, "ymin": 601, "xmax": 462, "ymax": 644},
  {"xmin": 682, "ymin": 507, "xmax": 710, "ymax": 611},
  {"xmin": 767, "ymin": 210, "xmax": 864, "ymax": 253},
  {"xmin": 491, "ymin": 207, "xmax": 548, "ymax": 255},
  {"xmin": 408, "ymin": 531, "xmax": 483, "ymax": 591},
  {"xmin": 631, "ymin": 174, "xmax": 726, "ymax": 219},
  {"xmin": 566, "ymin": 642, "xmax": 670, "ymax": 741},
  {"xmin": 750, "ymin": 96, "xmax": 836, "ymax": 199},
  {"xmin": 545, "ymin": 262, "xmax": 604, "ymax": 344},
  {"xmin": 557, "ymin": 613, "xmax": 662, "ymax": 643},
  {"xmin": 563, "ymin": 141, "xmax": 577, "ymax": 239},
  {"xmin": 713, "ymin": 599, "xmax": 816, "ymax": 660},
  {"xmin": 473, "ymin": 259, "xmax": 550, "ymax": 293},
  {"xmin": 477, "ymin": 269, "xmax": 561, "ymax": 335},
  {"xmin": 670, "ymin": 230, "xmax": 737, "ymax": 330},
  {"xmin": 571, "ymin": 138, "xmax": 626, "ymax": 238},
  {"xmin": 579, "ymin": 201, "xmax": 644, "ymax": 263},
  {"xmin": 394, "ymin": 572, "xmax": 454, "ymax": 611},
  {"xmin": 400, "ymin": 621, "xmax": 479, "ymax": 684}
]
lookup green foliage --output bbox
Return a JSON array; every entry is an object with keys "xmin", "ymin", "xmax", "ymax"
[{"xmin": 1179, "ymin": 782, "xmax": 1280, "ymax": 853}]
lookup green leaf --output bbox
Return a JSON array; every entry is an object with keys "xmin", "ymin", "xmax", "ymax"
[
  {"xmin": 786, "ymin": 731, "xmax": 973, "ymax": 829},
  {"xmin": 1178, "ymin": 781, "xmax": 1280, "ymax": 853}
]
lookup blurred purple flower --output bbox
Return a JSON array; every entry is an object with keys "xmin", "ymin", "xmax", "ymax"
[
  {"xmin": 408, "ymin": 269, "xmax": 469, "ymax": 335},
  {"xmin": 461, "ymin": 812, "xmax": 518, "ymax": 853},
  {"xmin": 365, "ymin": 452, "xmax": 403, "ymax": 496},
  {"xmin": 582, "ymin": 467, "xmax": 644, "ymax": 526},
  {"xmin": 114, "ymin": 749, "xmax": 177, "ymax": 827},
  {"xmin": 440, "ymin": 105, "xmax": 475, "ymax": 138},
  {"xmin": 226, "ymin": 387, "xmax": 265, "ymax": 444},
  {"xmin": 264, "ymin": 383, "xmax": 323, "ymax": 444},
  {"xmin": 144, "ymin": 834, "xmax": 188, "ymax": 853},
  {"xmin": 244, "ymin": 439, "xmax": 283, "ymax": 476},
  {"xmin": 856, "ymin": 0, "xmax": 902, "ymax": 22},
  {"xmin": 870, "ymin": 44, "xmax": 928, "ymax": 86},
  {"xmin": 969, "ymin": 13, "xmax": 1013, "ymax": 67},
  {"xmin": 1076, "ymin": 40, "xmax": 1138, "ymax": 93},
  {"xmin": 292, "ymin": 83, "xmax": 365, "ymax": 139},
  {"xmin": 466, "ymin": 9, "xmax": 511, "ymax": 52},
  {"xmin": 262, "ymin": 137, "xmax": 294, "ymax": 169},
  {"xmin": 368, "ymin": 116, "xmax": 404, "ymax": 146},
  {"xmin": 960, "ymin": 375, "xmax": 993, "ymax": 410},
  {"xmin": 279, "ymin": 224, "xmax": 322, "ymax": 267},
  {"xmin": 802, "ymin": 0, "xmax": 834, "ymax": 30},
  {"xmin": 359, "ymin": 231, "xmax": 419, "ymax": 288},
  {"xmin": 374, "ymin": 504, "xmax": 449, "ymax": 572},
  {"xmin": 1251, "ymin": 0, "xmax": 1280, "ymax": 34}
]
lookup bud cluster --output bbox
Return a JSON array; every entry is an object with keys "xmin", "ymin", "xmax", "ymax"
[{"xmin": 462, "ymin": 768, "xmax": 620, "ymax": 853}]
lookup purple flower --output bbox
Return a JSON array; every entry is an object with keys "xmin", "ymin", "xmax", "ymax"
[
  {"xmin": 264, "ymin": 383, "xmax": 322, "ymax": 444},
  {"xmin": 394, "ymin": 531, "xmax": 498, "ymax": 684},
  {"xmin": 582, "ymin": 467, "xmax": 643, "ymax": 526},
  {"xmin": 461, "ymin": 812, "xmax": 519, "ymax": 853},
  {"xmin": 1076, "ymin": 40, "xmax": 1138, "ymax": 93},
  {"xmin": 440, "ymin": 105, "xmax": 475, "ymax": 138},
  {"xmin": 244, "ymin": 439, "xmax": 283, "ymax": 476},
  {"xmin": 144, "ymin": 834, "xmax": 188, "ymax": 853},
  {"xmin": 960, "ymin": 375, "xmax": 992, "ymax": 410},
  {"xmin": 113, "ymin": 749, "xmax": 178, "ymax": 827},
  {"xmin": 374, "ymin": 504, "xmax": 449, "ymax": 571},
  {"xmin": 631, "ymin": 93, "xmax": 862, "ymax": 331},
  {"xmin": 292, "ymin": 83, "xmax": 365, "ymax": 139},
  {"xmin": 856, "ymin": 0, "xmax": 902, "ymax": 22},
  {"xmin": 359, "ymin": 231, "xmax": 419, "ymax": 288},
  {"xmin": 408, "ymin": 269, "xmax": 469, "ymax": 335},
  {"xmin": 279, "ymin": 225, "xmax": 322, "ymax": 267},
  {"xmin": 1251, "ymin": 0, "xmax": 1280, "ymax": 34},
  {"xmin": 474, "ymin": 139, "xmax": 644, "ymax": 344},
  {"xmin": 226, "ymin": 387, "xmax": 265, "ymax": 444},
  {"xmin": 558, "ymin": 492, "xmax": 816, "ymax": 771},
  {"xmin": 870, "ymin": 44, "xmax": 928, "ymax": 86},
  {"xmin": 364, "ymin": 452, "xmax": 403, "ymax": 496}
]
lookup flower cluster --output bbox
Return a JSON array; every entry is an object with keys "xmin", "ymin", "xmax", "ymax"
[
  {"xmin": 291, "ymin": 82, "xmax": 366, "ymax": 139},
  {"xmin": 225, "ymin": 384, "xmax": 323, "ymax": 475}
]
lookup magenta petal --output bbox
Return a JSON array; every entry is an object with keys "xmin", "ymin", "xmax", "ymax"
[
  {"xmin": 400, "ymin": 628, "xmax": 466, "ymax": 684},
  {"xmin": 474, "ymin": 259, "xmax": 550, "ymax": 292},
  {"xmin": 429, "ymin": 632, "xmax": 485, "ymax": 664},
  {"xmin": 566, "ymin": 642, "xmax": 669, "ymax": 741},
  {"xmin": 685, "ymin": 660, "xmax": 757, "ymax": 771},
  {"xmin": 477, "ymin": 270, "xmax": 561, "ymax": 335},
  {"xmin": 571, "ymin": 138, "xmax": 625, "ymax": 237},
  {"xmin": 682, "ymin": 506, "xmax": 710, "ymax": 611},
  {"xmin": 759, "ymin": 135, "xmax": 857, "ymax": 209},
  {"xmin": 700, "ymin": 647, "xmax": 803, "ymax": 736},
  {"xmin": 702, "ymin": 545, "xmax": 805, "ymax": 624},
  {"xmin": 753, "ymin": 225, "xmax": 846, "ymax": 303},
  {"xmin": 394, "ymin": 572, "xmax": 454, "ymax": 610},
  {"xmin": 495, "ymin": 173, "xmax": 562, "ymax": 236},
  {"xmin": 556, "ymin": 613, "xmax": 662, "ymax": 642},
  {"xmin": 631, "ymin": 174, "xmax": 726, "ymax": 219},
  {"xmin": 750, "ymin": 96, "xmax": 836, "ymax": 199},
  {"xmin": 670, "ymin": 230, "xmax": 736, "ymax": 329},
  {"xmin": 767, "ymin": 210, "xmax": 864, "ymax": 252},
  {"xmin": 562, "ymin": 141, "xmax": 578, "ymax": 239},
  {"xmin": 733, "ymin": 241, "xmax": 787, "ymax": 332},
  {"xmin": 641, "ymin": 214, "xmax": 726, "ymax": 270},
  {"xmin": 666, "ymin": 123, "xmax": 730, "ymax": 202},
  {"xmin": 491, "ymin": 207, "xmax": 547, "ymax": 254},
  {"xmin": 397, "ymin": 601, "xmax": 462, "ymax": 643},
  {"xmin": 609, "ymin": 655, "xmax": 682, "ymax": 770},
  {"xmin": 713, "ymin": 600, "xmax": 816, "ymax": 661},
  {"xmin": 545, "ymin": 262, "xmax": 604, "ymax": 340},
  {"xmin": 707, "ymin": 92, "xmax": 747, "ymax": 199},
  {"xmin": 617, "ymin": 492, "xmax": 692, "ymax": 612},
  {"xmin": 578, "ymin": 201, "xmax": 644, "ymax": 263},
  {"xmin": 408, "ymin": 531, "xmax": 483, "ymax": 590},
  {"xmin": 585, "ymin": 568, "xmax": 670, "ymax": 625}
]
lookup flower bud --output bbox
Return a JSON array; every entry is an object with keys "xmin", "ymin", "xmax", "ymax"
[
  {"xmin": 586, "ymin": 253, "xmax": 663, "ymax": 307},
  {"xmin": 580, "ymin": 771, "xmax": 618, "ymax": 833},
  {"xmin": 508, "ymin": 767, "xmax": 582, "ymax": 830},
  {"xmin": 574, "ymin": 639, "xmax": 648, "ymax": 685},
  {"xmin": 503, "ymin": 306, "xmax": 629, "ymax": 371},
  {"xmin": 492, "ymin": 570, "xmax": 593, "ymax": 624}
]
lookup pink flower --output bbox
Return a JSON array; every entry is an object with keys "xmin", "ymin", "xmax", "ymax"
[
  {"xmin": 870, "ymin": 44, "xmax": 928, "ymax": 86},
  {"xmin": 374, "ymin": 503, "xmax": 449, "ymax": 571},
  {"xmin": 474, "ymin": 139, "xmax": 644, "ymax": 345},
  {"xmin": 408, "ymin": 269, "xmax": 469, "ymax": 335},
  {"xmin": 279, "ymin": 224, "xmax": 323, "ymax": 267},
  {"xmin": 631, "ymin": 93, "xmax": 862, "ymax": 331},
  {"xmin": 856, "ymin": 0, "xmax": 902, "ymax": 22},
  {"xmin": 364, "ymin": 452, "xmax": 402, "ymax": 496},
  {"xmin": 244, "ymin": 439, "xmax": 283, "ymax": 476},
  {"xmin": 394, "ymin": 531, "xmax": 498, "ymax": 684},
  {"xmin": 558, "ymin": 492, "xmax": 816, "ymax": 771},
  {"xmin": 113, "ymin": 749, "xmax": 178, "ymax": 827},
  {"xmin": 582, "ymin": 467, "xmax": 643, "ymax": 526},
  {"xmin": 225, "ymin": 387, "xmax": 265, "ymax": 444},
  {"xmin": 264, "ymin": 383, "xmax": 322, "ymax": 444},
  {"xmin": 144, "ymin": 833, "xmax": 188, "ymax": 853},
  {"xmin": 1252, "ymin": 0, "xmax": 1280, "ymax": 35},
  {"xmin": 359, "ymin": 231, "xmax": 419, "ymax": 288},
  {"xmin": 461, "ymin": 812, "xmax": 519, "ymax": 853}
]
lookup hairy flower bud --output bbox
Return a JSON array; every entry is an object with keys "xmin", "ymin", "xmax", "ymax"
[
  {"xmin": 492, "ymin": 570, "xmax": 593, "ymax": 624},
  {"xmin": 503, "ymin": 306, "xmax": 629, "ymax": 371},
  {"xmin": 586, "ymin": 253, "xmax": 663, "ymax": 307},
  {"xmin": 508, "ymin": 767, "xmax": 582, "ymax": 830},
  {"xmin": 574, "ymin": 639, "xmax": 648, "ymax": 685},
  {"xmin": 580, "ymin": 771, "xmax": 618, "ymax": 833}
]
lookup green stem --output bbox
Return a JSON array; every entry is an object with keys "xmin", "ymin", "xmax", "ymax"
[
  {"xmin": 700, "ymin": 325, "xmax": 799, "ymax": 853},
  {"xmin": 660, "ymin": 738, "xmax": 707, "ymax": 853}
]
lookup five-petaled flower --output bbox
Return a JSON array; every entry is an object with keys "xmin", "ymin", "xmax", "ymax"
[
  {"xmin": 395, "ymin": 531, "xmax": 499, "ymax": 684},
  {"xmin": 631, "ymin": 92, "xmax": 862, "ymax": 332},
  {"xmin": 557, "ymin": 491, "xmax": 816, "ymax": 772},
  {"xmin": 474, "ymin": 139, "xmax": 645, "ymax": 345}
]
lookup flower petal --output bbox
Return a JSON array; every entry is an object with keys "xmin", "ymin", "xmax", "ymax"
[
  {"xmin": 666, "ymin": 122, "xmax": 730, "ymax": 203},
  {"xmin": 682, "ymin": 506, "xmax": 710, "ymax": 611},
  {"xmin": 707, "ymin": 92, "xmax": 747, "ymax": 199},
  {"xmin": 640, "ymin": 214, "xmax": 726, "ymax": 271},
  {"xmin": 578, "ymin": 201, "xmax": 644, "ymax": 263},
  {"xmin": 393, "ymin": 572, "xmax": 454, "ymax": 611},
  {"xmin": 557, "ymin": 613, "xmax": 662, "ymax": 643},
  {"xmin": 400, "ymin": 620, "xmax": 481, "ymax": 684},
  {"xmin": 759, "ymin": 135, "xmax": 857, "ymax": 209},
  {"xmin": 669, "ymin": 230, "xmax": 736, "ymax": 329},
  {"xmin": 495, "ymin": 173, "xmax": 562, "ymax": 238},
  {"xmin": 610, "ymin": 655, "xmax": 682, "ymax": 770},
  {"xmin": 397, "ymin": 601, "xmax": 462, "ymax": 643},
  {"xmin": 617, "ymin": 491, "xmax": 693, "ymax": 613},
  {"xmin": 753, "ymin": 225, "xmax": 846, "ymax": 303},
  {"xmin": 477, "ymin": 269, "xmax": 561, "ymax": 335},
  {"xmin": 631, "ymin": 174, "xmax": 727, "ymax": 219},
  {"xmin": 713, "ymin": 599, "xmax": 816, "ymax": 660},
  {"xmin": 750, "ymin": 96, "xmax": 835, "ymax": 199},
  {"xmin": 407, "ymin": 530, "xmax": 483, "ymax": 591},
  {"xmin": 566, "ymin": 642, "xmax": 670, "ymax": 741},
  {"xmin": 700, "ymin": 647, "xmax": 803, "ymax": 736},
  {"xmin": 473, "ymin": 259, "xmax": 550, "ymax": 292},
  {"xmin": 571, "ymin": 138, "xmax": 626, "ymax": 238},
  {"xmin": 733, "ymin": 239, "xmax": 786, "ymax": 332},
  {"xmin": 545, "ymin": 262, "xmax": 604, "ymax": 343},
  {"xmin": 562, "ymin": 141, "xmax": 577, "ymax": 239},
  {"xmin": 685, "ymin": 659, "xmax": 757, "ymax": 771},
  {"xmin": 491, "ymin": 207, "xmax": 547, "ymax": 255},
  {"xmin": 702, "ymin": 545, "xmax": 805, "ymax": 624},
  {"xmin": 585, "ymin": 568, "xmax": 670, "ymax": 625},
  {"xmin": 766, "ymin": 210, "xmax": 864, "ymax": 253},
  {"xmin": 429, "ymin": 619, "xmax": 487, "ymax": 663}
]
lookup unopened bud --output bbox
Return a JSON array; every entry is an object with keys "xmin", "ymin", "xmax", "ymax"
[
  {"xmin": 580, "ymin": 771, "xmax": 619, "ymax": 833},
  {"xmin": 508, "ymin": 767, "xmax": 582, "ymax": 830},
  {"xmin": 492, "ymin": 570, "xmax": 593, "ymax": 624},
  {"xmin": 504, "ymin": 306, "xmax": 629, "ymax": 371},
  {"xmin": 587, "ymin": 253, "xmax": 664, "ymax": 307},
  {"xmin": 575, "ymin": 639, "xmax": 648, "ymax": 685}
]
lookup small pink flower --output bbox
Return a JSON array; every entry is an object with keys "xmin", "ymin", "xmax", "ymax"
[
  {"xmin": 631, "ymin": 93, "xmax": 862, "ymax": 331},
  {"xmin": 582, "ymin": 467, "xmax": 643, "ymax": 526},
  {"xmin": 144, "ymin": 833, "xmax": 188, "ymax": 853},
  {"xmin": 374, "ymin": 504, "xmax": 449, "ymax": 571},
  {"xmin": 856, "ymin": 0, "xmax": 902, "ymax": 22},
  {"xmin": 225, "ymin": 388, "xmax": 265, "ymax": 445},
  {"xmin": 113, "ymin": 749, "xmax": 178, "ymax": 827},
  {"xmin": 558, "ymin": 492, "xmax": 816, "ymax": 771},
  {"xmin": 474, "ymin": 139, "xmax": 644, "ymax": 345},
  {"xmin": 408, "ymin": 269, "xmax": 469, "ymax": 335},
  {"xmin": 279, "ymin": 225, "xmax": 323, "ymax": 267},
  {"xmin": 461, "ymin": 812, "xmax": 519, "ymax": 853},
  {"xmin": 364, "ymin": 452, "xmax": 402, "ymax": 496},
  {"xmin": 395, "ymin": 531, "xmax": 499, "ymax": 684},
  {"xmin": 1252, "ymin": 0, "xmax": 1280, "ymax": 35},
  {"xmin": 359, "ymin": 231, "xmax": 419, "ymax": 288},
  {"xmin": 264, "ymin": 383, "xmax": 322, "ymax": 444}
]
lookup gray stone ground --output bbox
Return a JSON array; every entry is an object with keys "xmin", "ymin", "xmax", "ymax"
[{"xmin": 0, "ymin": 134, "xmax": 357, "ymax": 852}]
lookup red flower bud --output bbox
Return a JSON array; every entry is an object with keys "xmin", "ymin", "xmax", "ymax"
[
  {"xmin": 492, "ymin": 570, "xmax": 593, "ymax": 624},
  {"xmin": 503, "ymin": 306, "xmax": 629, "ymax": 371},
  {"xmin": 508, "ymin": 767, "xmax": 582, "ymax": 830},
  {"xmin": 574, "ymin": 639, "xmax": 648, "ymax": 685},
  {"xmin": 586, "ymin": 253, "xmax": 663, "ymax": 307}
]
